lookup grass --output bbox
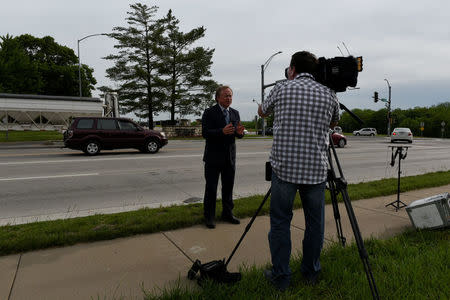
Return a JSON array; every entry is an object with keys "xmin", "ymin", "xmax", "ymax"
[
  {"xmin": 0, "ymin": 130, "xmax": 63, "ymax": 142},
  {"xmin": 0, "ymin": 170, "xmax": 449, "ymax": 256},
  {"xmin": 144, "ymin": 229, "xmax": 449, "ymax": 299}
]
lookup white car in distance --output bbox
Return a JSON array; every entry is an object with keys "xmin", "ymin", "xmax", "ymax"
[
  {"xmin": 353, "ymin": 128, "xmax": 377, "ymax": 136},
  {"xmin": 391, "ymin": 128, "xmax": 413, "ymax": 143}
]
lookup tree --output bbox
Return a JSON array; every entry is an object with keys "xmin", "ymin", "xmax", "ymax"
[
  {"xmin": 104, "ymin": 4, "xmax": 219, "ymax": 128},
  {"xmin": 104, "ymin": 3, "xmax": 165, "ymax": 129},
  {"xmin": 158, "ymin": 9, "xmax": 217, "ymax": 121},
  {"xmin": 339, "ymin": 108, "xmax": 372, "ymax": 132},
  {"xmin": 0, "ymin": 34, "xmax": 42, "ymax": 93},
  {"xmin": 0, "ymin": 34, "xmax": 96, "ymax": 96}
]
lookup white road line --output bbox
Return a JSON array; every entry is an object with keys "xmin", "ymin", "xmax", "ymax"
[
  {"xmin": 0, "ymin": 173, "xmax": 99, "ymax": 181},
  {"xmin": 0, "ymin": 152, "xmax": 269, "ymax": 166}
]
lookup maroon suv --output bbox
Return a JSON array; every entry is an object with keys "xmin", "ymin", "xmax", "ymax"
[{"xmin": 64, "ymin": 117, "xmax": 168, "ymax": 155}]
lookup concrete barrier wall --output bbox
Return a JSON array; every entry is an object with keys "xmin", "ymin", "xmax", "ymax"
[{"xmin": 161, "ymin": 126, "xmax": 202, "ymax": 137}]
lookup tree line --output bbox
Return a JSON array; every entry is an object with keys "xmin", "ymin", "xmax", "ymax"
[
  {"xmin": 339, "ymin": 102, "xmax": 450, "ymax": 138},
  {"xmin": 253, "ymin": 102, "xmax": 449, "ymax": 138}
]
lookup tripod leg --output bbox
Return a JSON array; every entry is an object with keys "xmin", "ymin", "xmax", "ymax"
[
  {"xmin": 225, "ymin": 187, "xmax": 271, "ymax": 267},
  {"xmin": 328, "ymin": 134, "xmax": 379, "ymax": 299},
  {"xmin": 341, "ymin": 188, "xmax": 380, "ymax": 299},
  {"xmin": 327, "ymin": 170, "xmax": 346, "ymax": 246}
]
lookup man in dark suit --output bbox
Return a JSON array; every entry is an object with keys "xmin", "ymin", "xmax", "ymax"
[{"xmin": 201, "ymin": 86, "xmax": 245, "ymax": 229}]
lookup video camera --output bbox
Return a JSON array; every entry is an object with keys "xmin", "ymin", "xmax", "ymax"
[{"xmin": 285, "ymin": 56, "xmax": 363, "ymax": 93}]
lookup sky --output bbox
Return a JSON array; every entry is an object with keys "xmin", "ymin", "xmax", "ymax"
[{"xmin": 1, "ymin": 0, "xmax": 449, "ymax": 121}]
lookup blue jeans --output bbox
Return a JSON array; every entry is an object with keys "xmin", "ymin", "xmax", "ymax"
[{"xmin": 268, "ymin": 172, "xmax": 326, "ymax": 284}]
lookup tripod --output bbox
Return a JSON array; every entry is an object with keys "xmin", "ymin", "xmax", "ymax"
[
  {"xmin": 385, "ymin": 145, "xmax": 410, "ymax": 211},
  {"xmin": 189, "ymin": 133, "xmax": 379, "ymax": 299},
  {"xmin": 228, "ymin": 134, "xmax": 379, "ymax": 299},
  {"xmin": 327, "ymin": 134, "xmax": 380, "ymax": 299}
]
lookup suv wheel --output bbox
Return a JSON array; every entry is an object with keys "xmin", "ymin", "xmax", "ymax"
[
  {"xmin": 355, "ymin": 133, "xmax": 360, "ymax": 136},
  {"xmin": 338, "ymin": 139, "xmax": 346, "ymax": 148},
  {"xmin": 143, "ymin": 139, "xmax": 160, "ymax": 154},
  {"xmin": 84, "ymin": 140, "xmax": 101, "ymax": 155},
  {"xmin": 370, "ymin": 133, "xmax": 375, "ymax": 136}
]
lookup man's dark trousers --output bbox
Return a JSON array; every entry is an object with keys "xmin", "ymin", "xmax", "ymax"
[{"xmin": 204, "ymin": 161, "xmax": 235, "ymax": 220}]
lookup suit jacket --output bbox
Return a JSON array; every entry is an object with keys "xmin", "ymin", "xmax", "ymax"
[{"xmin": 202, "ymin": 104, "xmax": 243, "ymax": 167}]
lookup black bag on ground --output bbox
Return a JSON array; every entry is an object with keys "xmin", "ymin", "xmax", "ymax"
[{"xmin": 187, "ymin": 259, "xmax": 241, "ymax": 284}]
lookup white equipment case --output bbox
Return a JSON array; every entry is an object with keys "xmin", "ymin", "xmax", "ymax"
[{"xmin": 405, "ymin": 193, "xmax": 449, "ymax": 229}]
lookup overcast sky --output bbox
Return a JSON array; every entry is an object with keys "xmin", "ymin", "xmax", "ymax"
[{"xmin": 2, "ymin": 0, "xmax": 449, "ymax": 121}]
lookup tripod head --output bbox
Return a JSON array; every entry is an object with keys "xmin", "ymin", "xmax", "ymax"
[{"xmin": 389, "ymin": 145, "xmax": 410, "ymax": 166}]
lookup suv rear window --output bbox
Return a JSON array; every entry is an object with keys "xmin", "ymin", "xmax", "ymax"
[
  {"xmin": 76, "ymin": 119, "xmax": 94, "ymax": 129},
  {"xmin": 97, "ymin": 119, "xmax": 118, "ymax": 130}
]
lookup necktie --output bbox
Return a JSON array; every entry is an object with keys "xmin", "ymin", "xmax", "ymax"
[{"xmin": 224, "ymin": 109, "xmax": 230, "ymax": 124}]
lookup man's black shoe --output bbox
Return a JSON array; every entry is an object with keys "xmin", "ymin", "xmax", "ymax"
[
  {"xmin": 301, "ymin": 271, "xmax": 320, "ymax": 286},
  {"xmin": 263, "ymin": 269, "xmax": 289, "ymax": 291},
  {"xmin": 205, "ymin": 219, "xmax": 215, "ymax": 229},
  {"xmin": 221, "ymin": 215, "xmax": 240, "ymax": 224}
]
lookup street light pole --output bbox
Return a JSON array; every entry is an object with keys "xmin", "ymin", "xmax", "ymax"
[
  {"xmin": 77, "ymin": 33, "xmax": 108, "ymax": 98},
  {"xmin": 261, "ymin": 51, "xmax": 282, "ymax": 136},
  {"xmin": 260, "ymin": 64, "xmax": 265, "ymax": 135},
  {"xmin": 384, "ymin": 79, "xmax": 392, "ymax": 136}
]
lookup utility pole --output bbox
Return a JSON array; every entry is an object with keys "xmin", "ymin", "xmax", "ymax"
[
  {"xmin": 385, "ymin": 79, "xmax": 392, "ymax": 136},
  {"xmin": 375, "ymin": 79, "xmax": 392, "ymax": 136}
]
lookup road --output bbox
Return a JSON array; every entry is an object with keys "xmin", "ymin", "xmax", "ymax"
[{"xmin": 0, "ymin": 137, "xmax": 449, "ymax": 225}]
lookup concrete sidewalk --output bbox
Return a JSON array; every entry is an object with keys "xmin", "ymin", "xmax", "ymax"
[{"xmin": 1, "ymin": 185, "xmax": 449, "ymax": 299}]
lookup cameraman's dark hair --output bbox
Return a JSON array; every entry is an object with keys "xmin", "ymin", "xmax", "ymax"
[
  {"xmin": 215, "ymin": 85, "xmax": 233, "ymax": 102},
  {"xmin": 290, "ymin": 51, "xmax": 318, "ymax": 75}
]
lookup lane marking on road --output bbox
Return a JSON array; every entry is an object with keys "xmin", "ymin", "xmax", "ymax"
[
  {"xmin": 0, "ymin": 152, "xmax": 269, "ymax": 166},
  {"xmin": 0, "ymin": 173, "xmax": 99, "ymax": 181}
]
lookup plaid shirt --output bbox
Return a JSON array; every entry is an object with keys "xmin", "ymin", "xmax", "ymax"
[{"xmin": 262, "ymin": 73, "xmax": 340, "ymax": 184}]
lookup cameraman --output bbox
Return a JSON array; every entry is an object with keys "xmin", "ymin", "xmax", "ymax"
[{"xmin": 258, "ymin": 51, "xmax": 339, "ymax": 291}]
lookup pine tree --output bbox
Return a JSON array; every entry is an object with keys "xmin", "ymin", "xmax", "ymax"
[
  {"xmin": 158, "ymin": 9, "xmax": 217, "ymax": 121},
  {"xmin": 104, "ymin": 3, "xmax": 165, "ymax": 129}
]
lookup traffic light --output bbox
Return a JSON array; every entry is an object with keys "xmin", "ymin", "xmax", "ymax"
[
  {"xmin": 356, "ymin": 56, "xmax": 363, "ymax": 72},
  {"xmin": 373, "ymin": 91, "xmax": 378, "ymax": 103}
]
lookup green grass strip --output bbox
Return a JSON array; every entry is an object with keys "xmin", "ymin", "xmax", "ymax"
[
  {"xmin": 0, "ymin": 170, "xmax": 449, "ymax": 256},
  {"xmin": 0, "ymin": 130, "xmax": 63, "ymax": 142},
  {"xmin": 144, "ymin": 229, "xmax": 449, "ymax": 299}
]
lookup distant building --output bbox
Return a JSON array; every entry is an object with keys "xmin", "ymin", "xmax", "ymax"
[{"xmin": 0, "ymin": 93, "xmax": 103, "ymax": 131}]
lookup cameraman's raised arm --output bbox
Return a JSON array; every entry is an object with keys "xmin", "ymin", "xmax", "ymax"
[
  {"xmin": 258, "ymin": 105, "xmax": 269, "ymax": 118},
  {"xmin": 258, "ymin": 81, "xmax": 284, "ymax": 118}
]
